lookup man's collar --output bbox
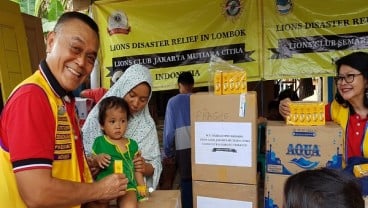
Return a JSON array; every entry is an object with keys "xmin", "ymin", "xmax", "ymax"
[{"xmin": 39, "ymin": 60, "xmax": 74, "ymax": 102}]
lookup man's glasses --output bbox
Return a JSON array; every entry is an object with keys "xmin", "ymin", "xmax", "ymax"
[{"xmin": 334, "ymin": 73, "xmax": 362, "ymax": 84}]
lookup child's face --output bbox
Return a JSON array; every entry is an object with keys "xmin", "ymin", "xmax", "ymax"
[{"xmin": 101, "ymin": 107, "xmax": 128, "ymax": 140}]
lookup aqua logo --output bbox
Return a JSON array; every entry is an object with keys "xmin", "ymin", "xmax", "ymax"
[{"xmin": 286, "ymin": 144, "xmax": 320, "ymax": 158}]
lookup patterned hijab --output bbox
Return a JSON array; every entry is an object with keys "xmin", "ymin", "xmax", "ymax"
[{"xmin": 81, "ymin": 64, "xmax": 162, "ymax": 189}]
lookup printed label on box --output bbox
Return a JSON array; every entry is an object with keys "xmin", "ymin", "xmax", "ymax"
[
  {"xmin": 195, "ymin": 121, "xmax": 252, "ymax": 167},
  {"xmin": 197, "ymin": 196, "xmax": 252, "ymax": 208}
]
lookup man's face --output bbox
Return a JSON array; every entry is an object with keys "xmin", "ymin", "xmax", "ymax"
[{"xmin": 45, "ymin": 19, "xmax": 99, "ymax": 92}]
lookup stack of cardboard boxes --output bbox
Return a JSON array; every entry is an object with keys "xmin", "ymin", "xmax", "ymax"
[
  {"xmin": 264, "ymin": 121, "xmax": 343, "ymax": 207},
  {"xmin": 190, "ymin": 92, "xmax": 258, "ymax": 208}
]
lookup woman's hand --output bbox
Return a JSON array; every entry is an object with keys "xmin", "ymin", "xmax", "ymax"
[
  {"xmin": 133, "ymin": 151, "xmax": 146, "ymax": 174},
  {"xmin": 133, "ymin": 151, "xmax": 154, "ymax": 176},
  {"xmin": 279, "ymin": 98, "xmax": 292, "ymax": 119}
]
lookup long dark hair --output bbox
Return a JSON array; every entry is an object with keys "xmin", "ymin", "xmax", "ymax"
[{"xmin": 335, "ymin": 51, "xmax": 368, "ymax": 110}]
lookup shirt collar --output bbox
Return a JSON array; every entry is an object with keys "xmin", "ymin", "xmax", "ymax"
[{"xmin": 39, "ymin": 60, "xmax": 74, "ymax": 102}]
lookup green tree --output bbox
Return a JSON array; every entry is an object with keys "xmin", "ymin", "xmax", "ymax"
[{"xmin": 11, "ymin": 0, "xmax": 72, "ymax": 33}]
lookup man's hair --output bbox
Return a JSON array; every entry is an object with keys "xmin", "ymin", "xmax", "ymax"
[
  {"xmin": 54, "ymin": 11, "xmax": 99, "ymax": 39},
  {"xmin": 178, "ymin": 71, "xmax": 194, "ymax": 85}
]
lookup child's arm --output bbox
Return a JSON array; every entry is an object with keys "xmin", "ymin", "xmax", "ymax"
[
  {"xmin": 135, "ymin": 171, "xmax": 145, "ymax": 186},
  {"xmin": 134, "ymin": 151, "xmax": 147, "ymax": 197},
  {"xmin": 135, "ymin": 171, "xmax": 147, "ymax": 197}
]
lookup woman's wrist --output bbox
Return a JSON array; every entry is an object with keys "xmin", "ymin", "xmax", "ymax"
[{"xmin": 144, "ymin": 163, "xmax": 154, "ymax": 176}]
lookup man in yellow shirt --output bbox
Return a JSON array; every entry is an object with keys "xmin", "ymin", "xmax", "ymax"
[{"xmin": 0, "ymin": 11, "xmax": 128, "ymax": 208}]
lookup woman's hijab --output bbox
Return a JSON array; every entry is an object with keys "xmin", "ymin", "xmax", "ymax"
[{"xmin": 81, "ymin": 64, "xmax": 162, "ymax": 189}]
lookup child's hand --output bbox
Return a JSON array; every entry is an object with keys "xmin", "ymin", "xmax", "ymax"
[{"xmin": 94, "ymin": 153, "xmax": 111, "ymax": 169}]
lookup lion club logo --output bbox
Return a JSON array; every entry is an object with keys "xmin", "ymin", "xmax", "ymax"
[
  {"xmin": 222, "ymin": 0, "xmax": 243, "ymax": 21},
  {"xmin": 276, "ymin": 0, "xmax": 292, "ymax": 15},
  {"xmin": 107, "ymin": 11, "xmax": 131, "ymax": 35}
]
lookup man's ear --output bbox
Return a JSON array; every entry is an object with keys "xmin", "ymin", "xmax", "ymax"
[{"xmin": 45, "ymin": 31, "xmax": 56, "ymax": 53}]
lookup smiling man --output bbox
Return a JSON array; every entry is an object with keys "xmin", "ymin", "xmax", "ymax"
[{"xmin": 0, "ymin": 11, "xmax": 128, "ymax": 208}]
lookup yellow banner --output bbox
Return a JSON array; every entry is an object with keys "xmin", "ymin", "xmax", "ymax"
[
  {"xmin": 263, "ymin": 0, "xmax": 368, "ymax": 80},
  {"xmin": 92, "ymin": 0, "xmax": 261, "ymax": 91}
]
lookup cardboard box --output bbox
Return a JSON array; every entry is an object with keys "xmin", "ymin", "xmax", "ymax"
[
  {"xmin": 266, "ymin": 121, "xmax": 343, "ymax": 175},
  {"xmin": 190, "ymin": 92, "xmax": 258, "ymax": 184},
  {"xmin": 139, "ymin": 190, "xmax": 181, "ymax": 208},
  {"xmin": 193, "ymin": 180, "xmax": 258, "ymax": 208},
  {"xmin": 75, "ymin": 97, "xmax": 94, "ymax": 125},
  {"xmin": 264, "ymin": 173, "xmax": 289, "ymax": 208}
]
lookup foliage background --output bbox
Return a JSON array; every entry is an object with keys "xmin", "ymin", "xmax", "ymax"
[{"xmin": 11, "ymin": 0, "xmax": 73, "ymax": 32}]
